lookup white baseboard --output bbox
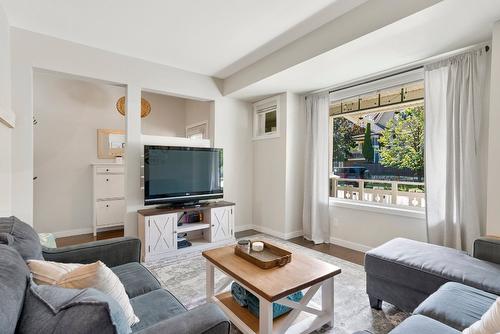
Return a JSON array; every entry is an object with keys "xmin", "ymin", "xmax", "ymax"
[
  {"xmin": 254, "ymin": 225, "xmax": 287, "ymax": 239},
  {"xmin": 234, "ymin": 224, "xmax": 255, "ymax": 233},
  {"xmin": 236, "ymin": 224, "xmax": 303, "ymax": 240},
  {"xmin": 329, "ymin": 237, "xmax": 372, "ymax": 252},
  {"xmin": 284, "ymin": 230, "xmax": 303, "ymax": 239}
]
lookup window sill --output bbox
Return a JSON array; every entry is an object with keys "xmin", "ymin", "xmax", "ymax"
[
  {"xmin": 252, "ymin": 132, "xmax": 280, "ymax": 141},
  {"xmin": 329, "ymin": 198, "xmax": 426, "ymax": 219}
]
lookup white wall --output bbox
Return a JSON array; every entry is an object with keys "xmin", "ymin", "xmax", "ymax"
[
  {"xmin": 0, "ymin": 4, "xmax": 11, "ymax": 217},
  {"xmin": 33, "ymin": 72, "xmax": 125, "ymax": 234},
  {"xmin": 141, "ymin": 92, "xmax": 186, "ymax": 137},
  {"xmin": 252, "ymin": 94, "xmax": 288, "ymax": 236},
  {"xmin": 487, "ymin": 21, "xmax": 500, "ymax": 236},
  {"xmin": 213, "ymin": 98, "xmax": 254, "ymax": 229},
  {"xmin": 251, "ymin": 92, "xmax": 306, "ymax": 239},
  {"xmin": 330, "ymin": 203, "xmax": 427, "ymax": 251},
  {"xmin": 185, "ymin": 100, "xmax": 211, "ymax": 129},
  {"xmin": 185, "ymin": 99, "xmax": 212, "ymax": 144},
  {"xmin": 284, "ymin": 92, "xmax": 304, "ymax": 237},
  {"xmin": 10, "ymin": 28, "xmax": 253, "ymax": 235}
]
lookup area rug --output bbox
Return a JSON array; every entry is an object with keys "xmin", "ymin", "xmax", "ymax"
[{"xmin": 144, "ymin": 234, "xmax": 408, "ymax": 334}]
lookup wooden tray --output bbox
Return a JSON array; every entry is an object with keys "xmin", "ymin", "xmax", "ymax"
[{"xmin": 234, "ymin": 241, "xmax": 292, "ymax": 269}]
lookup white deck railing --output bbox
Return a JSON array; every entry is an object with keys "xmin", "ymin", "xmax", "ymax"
[{"xmin": 330, "ymin": 176, "xmax": 425, "ymax": 208}]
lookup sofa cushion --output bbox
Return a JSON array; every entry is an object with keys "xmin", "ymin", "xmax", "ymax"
[
  {"xmin": 130, "ymin": 289, "xmax": 186, "ymax": 333},
  {"xmin": 365, "ymin": 238, "xmax": 500, "ymax": 297},
  {"xmin": 414, "ymin": 282, "xmax": 497, "ymax": 331},
  {"xmin": 111, "ymin": 262, "xmax": 161, "ymax": 298},
  {"xmin": 17, "ymin": 282, "xmax": 130, "ymax": 334},
  {"xmin": 389, "ymin": 315, "xmax": 460, "ymax": 334},
  {"xmin": 0, "ymin": 216, "xmax": 43, "ymax": 260},
  {"xmin": 0, "ymin": 245, "xmax": 30, "ymax": 334}
]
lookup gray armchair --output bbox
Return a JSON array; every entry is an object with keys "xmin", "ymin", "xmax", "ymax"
[
  {"xmin": 43, "ymin": 236, "xmax": 231, "ymax": 334},
  {"xmin": 0, "ymin": 216, "xmax": 230, "ymax": 334},
  {"xmin": 473, "ymin": 236, "xmax": 500, "ymax": 264}
]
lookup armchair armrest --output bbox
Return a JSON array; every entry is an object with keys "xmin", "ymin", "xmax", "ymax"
[
  {"xmin": 42, "ymin": 237, "xmax": 141, "ymax": 267},
  {"xmin": 136, "ymin": 303, "xmax": 230, "ymax": 334},
  {"xmin": 473, "ymin": 236, "xmax": 500, "ymax": 265}
]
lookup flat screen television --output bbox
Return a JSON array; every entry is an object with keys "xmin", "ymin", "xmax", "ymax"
[{"xmin": 144, "ymin": 145, "xmax": 223, "ymax": 206}]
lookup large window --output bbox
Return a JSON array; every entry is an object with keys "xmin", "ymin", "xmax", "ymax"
[{"xmin": 329, "ymin": 81, "xmax": 425, "ymax": 209}]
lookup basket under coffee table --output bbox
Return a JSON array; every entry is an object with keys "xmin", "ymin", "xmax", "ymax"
[{"xmin": 202, "ymin": 245, "xmax": 341, "ymax": 334}]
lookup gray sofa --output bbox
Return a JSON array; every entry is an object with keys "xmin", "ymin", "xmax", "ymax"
[
  {"xmin": 364, "ymin": 237, "xmax": 500, "ymax": 333},
  {"xmin": 0, "ymin": 216, "xmax": 230, "ymax": 334}
]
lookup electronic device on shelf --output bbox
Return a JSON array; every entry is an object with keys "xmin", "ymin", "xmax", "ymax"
[{"xmin": 144, "ymin": 145, "xmax": 223, "ymax": 206}]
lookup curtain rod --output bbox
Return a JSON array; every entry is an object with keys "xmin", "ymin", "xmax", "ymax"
[
  {"xmin": 308, "ymin": 43, "xmax": 490, "ymax": 97},
  {"xmin": 328, "ymin": 66, "xmax": 423, "ymax": 94}
]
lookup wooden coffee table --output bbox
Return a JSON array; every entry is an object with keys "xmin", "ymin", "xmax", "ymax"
[{"xmin": 202, "ymin": 245, "xmax": 341, "ymax": 334}]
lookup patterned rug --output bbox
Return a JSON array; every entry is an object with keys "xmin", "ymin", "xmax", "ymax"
[{"xmin": 144, "ymin": 234, "xmax": 408, "ymax": 334}]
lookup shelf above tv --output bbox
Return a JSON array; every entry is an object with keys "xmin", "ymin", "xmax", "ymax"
[{"xmin": 177, "ymin": 222, "xmax": 210, "ymax": 233}]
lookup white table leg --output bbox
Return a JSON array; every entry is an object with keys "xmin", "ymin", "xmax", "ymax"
[
  {"xmin": 206, "ymin": 261, "xmax": 215, "ymax": 303},
  {"xmin": 259, "ymin": 297, "xmax": 273, "ymax": 334},
  {"xmin": 322, "ymin": 277, "xmax": 334, "ymax": 328}
]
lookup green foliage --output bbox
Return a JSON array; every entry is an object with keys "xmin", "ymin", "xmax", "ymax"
[
  {"xmin": 362, "ymin": 123, "xmax": 374, "ymax": 162},
  {"xmin": 332, "ymin": 117, "xmax": 357, "ymax": 163},
  {"xmin": 378, "ymin": 106, "xmax": 424, "ymax": 178}
]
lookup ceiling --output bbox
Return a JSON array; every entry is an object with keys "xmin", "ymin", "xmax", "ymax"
[
  {"xmin": 3, "ymin": 0, "xmax": 499, "ymax": 102},
  {"xmin": 229, "ymin": 0, "xmax": 500, "ymax": 101},
  {"xmin": 0, "ymin": 0, "xmax": 365, "ymax": 77}
]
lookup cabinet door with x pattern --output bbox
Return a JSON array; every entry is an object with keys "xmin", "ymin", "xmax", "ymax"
[
  {"xmin": 147, "ymin": 213, "xmax": 176, "ymax": 256},
  {"xmin": 210, "ymin": 206, "xmax": 234, "ymax": 243}
]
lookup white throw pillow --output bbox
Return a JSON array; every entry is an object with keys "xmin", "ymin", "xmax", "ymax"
[
  {"xmin": 463, "ymin": 297, "xmax": 500, "ymax": 334},
  {"xmin": 27, "ymin": 260, "xmax": 139, "ymax": 327}
]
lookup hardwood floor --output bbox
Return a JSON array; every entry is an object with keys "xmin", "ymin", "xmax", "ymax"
[
  {"xmin": 56, "ymin": 228, "xmax": 364, "ymax": 266},
  {"xmin": 288, "ymin": 236, "xmax": 365, "ymax": 266},
  {"xmin": 56, "ymin": 228, "xmax": 124, "ymax": 247}
]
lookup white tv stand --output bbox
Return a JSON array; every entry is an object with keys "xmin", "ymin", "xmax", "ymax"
[{"xmin": 137, "ymin": 201, "xmax": 235, "ymax": 262}]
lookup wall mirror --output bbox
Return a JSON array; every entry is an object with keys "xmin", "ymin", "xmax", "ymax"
[{"xmin": 97, "ymin": 129, "xmax": 125, "ymax": 159}]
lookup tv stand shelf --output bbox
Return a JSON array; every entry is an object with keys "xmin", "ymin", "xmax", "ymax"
[
  {"xmin": 137, "ymin": 201, "xmax": 235, "ymax": 262},
  {"xmin": 177, "ymin": 222, "xmax": 210, "ymax": 233}
]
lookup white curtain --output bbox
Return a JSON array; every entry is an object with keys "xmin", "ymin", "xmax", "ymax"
[
  {"xmin": 425, "ymin": 48, "xmax": 488, "ymax": 252},
  {"xmin": 303, "ymin": 93, "xmax": 330, "ymax": 244}
]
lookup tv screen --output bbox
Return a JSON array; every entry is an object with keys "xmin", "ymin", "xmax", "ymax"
[{"xmin": 144, "ymin": 146, "xmax": 223, "ymax": 205}]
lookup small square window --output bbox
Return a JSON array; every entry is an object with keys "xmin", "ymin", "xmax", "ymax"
[{"xmin": 253, "ymin": 96, "xmax": 280, "ymax": 139}]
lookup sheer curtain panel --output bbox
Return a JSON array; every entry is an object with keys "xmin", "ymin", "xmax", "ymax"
[
  {"xmin": 303, "ymin": 93, "xmax": 330, "ymax": 244},
  {"xmin": 424, "ymin": 47, "xmax": 488, "ymax": 252}
]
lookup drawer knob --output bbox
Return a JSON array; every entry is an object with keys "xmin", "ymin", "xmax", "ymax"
[
  {"xmin": 106, "ymin": 169, "xmax": 109, "ymax": 171},
  {"xmin": 106, "ymin": 205, "xmax": 109, "ymax": 208},
  {"xmin": 106, "ymin": 179, "xmax": 109, "ymax": 181}
]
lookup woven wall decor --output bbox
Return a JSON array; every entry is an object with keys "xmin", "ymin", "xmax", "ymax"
[{"xmin": 116, "ymin": 96, "xmax": 151, "ymax": 118}]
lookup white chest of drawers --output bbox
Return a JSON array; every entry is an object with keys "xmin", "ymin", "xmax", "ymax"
[{"xmin": 92, "ymin": 163, "xmax": 125, "ymax": 236}]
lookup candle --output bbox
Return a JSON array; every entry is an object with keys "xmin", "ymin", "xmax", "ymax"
[{"xmin": 252, "ymin": 241, "xmax": 264, "ymax": 252}]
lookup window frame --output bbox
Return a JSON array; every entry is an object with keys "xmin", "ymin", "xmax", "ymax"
[
  {"xmin": 253, "ymin": 96, "xmax": 280, "ymax": 140},
  {"xmin": 328, "ymin": 80, "xmax": 425, "ymax": 212}
]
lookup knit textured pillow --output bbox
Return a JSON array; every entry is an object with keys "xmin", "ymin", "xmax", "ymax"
[{"xmin": 27, "ymin": 260, "xmax": 139, "ymax": 327}]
